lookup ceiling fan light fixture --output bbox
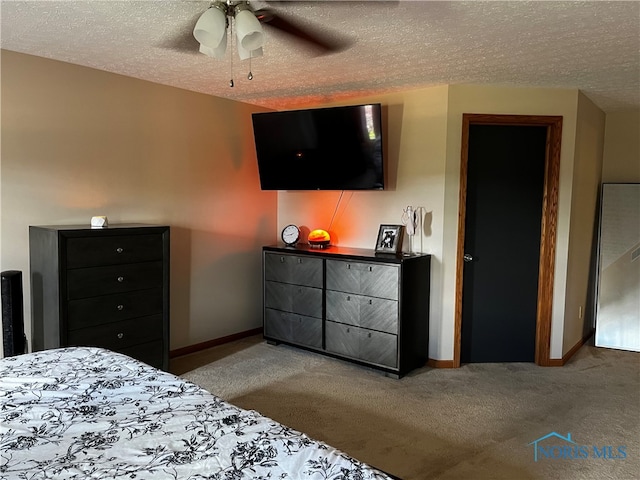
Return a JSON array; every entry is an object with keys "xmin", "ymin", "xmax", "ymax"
[
  {"xmin": 193, "ymin": 3, "xmax": 227, "ymax": 49},
  {"xmin": 234, "ymin": 7, "xmax": 264, "ymax": 51},
  {"xmin": 199, "ymin": 34, "xmax": 227, "ymax": 59}
]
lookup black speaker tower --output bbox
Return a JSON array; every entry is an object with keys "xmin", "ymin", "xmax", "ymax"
[{"xmin": 2, "ymin": 270, "xmax": 26, "ymax": 356}]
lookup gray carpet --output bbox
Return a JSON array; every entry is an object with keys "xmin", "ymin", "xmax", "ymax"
[{"xmin": 175, "ymin": 336, "xmax": 640, "ymax": 480}]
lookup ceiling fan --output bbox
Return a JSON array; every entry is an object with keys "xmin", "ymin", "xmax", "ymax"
[{"xmin": 162, "ymin": 0, "xmax": 354, "ymax": 61}]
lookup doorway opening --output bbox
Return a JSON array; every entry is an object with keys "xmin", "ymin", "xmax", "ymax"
[{"xmin": 453, "ymin": 114, "xmax": 563, "ymax": 367}]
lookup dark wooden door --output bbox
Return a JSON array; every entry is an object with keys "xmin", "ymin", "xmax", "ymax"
[{"xmin": 460, "ymin": 125, "xmax": 547, "ymax": 363}]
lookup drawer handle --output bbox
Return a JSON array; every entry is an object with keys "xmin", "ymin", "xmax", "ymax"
[
  {"xmin": 298, "ymin": 258, "xmax": 302, "ymax": 264},
  {"xmin": 369, "ymin": 299, "xmax": 372, "ymax": 305},
  {"xmin": 116, "ymin": 247, "xmax": 124, "ymax": 254},
  {"xmin": 117, "ymin": 333, "xmax": 124, "ymax": 339},
  {"xmin": 117, "ymin": 304, "xmax": 124, "ymax": 311},
  {"xmin": 347, "ymin": 295, "xmax": 351, "ymax": 301},
  {"xmin": 117, "ymin": 276, "xmax": 125, "ymax": 283},
  {"xmin": 347, "ymin": 328, "xmax": 350, "ymax": 333},
  {"xmin": 280, "ymin": 256, "xmax": 285, "ymax": 263},
  {"xmin": 347, "ymin": 264, "xmax": 351, "ymax": 269},
  {"xmin": 369, "ymin": 266, "xmax": 373, "ymax": 272},
  {"xmin": 368, "ymin": 332, "xmax": 372, "ymax": 338}
]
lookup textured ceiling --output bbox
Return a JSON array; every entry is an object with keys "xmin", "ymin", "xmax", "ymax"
[{"xmin": 1, "ymin": 1, "xmax": 639, "ymax": 112}]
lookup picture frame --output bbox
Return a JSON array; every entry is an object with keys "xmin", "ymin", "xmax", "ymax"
[{"xmin": 375, "ymin": 224, "xmax": 404, "ymax": 254}]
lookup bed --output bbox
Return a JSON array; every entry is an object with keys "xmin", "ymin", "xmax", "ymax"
[{"xmin": 0, "ymin": 347, "xmax": 394, "ymax": 479}]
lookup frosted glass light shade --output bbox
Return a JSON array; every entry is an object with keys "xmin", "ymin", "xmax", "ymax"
[
  {"xmin": 235, "ymin": 9, "xmax": 264, "ymax": 51},
  {"xmin": 193, "ymin": 6, "xmax": 226, "ymax": 49},
  {"xmin": 199, "ymin": 32, "xmax": 227, "ymax": 59}
]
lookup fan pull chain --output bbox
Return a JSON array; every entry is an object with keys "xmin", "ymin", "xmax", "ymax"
[
  {"xmin": 248, "ymin": 54, "xmax": 253, "ymax": 80},
  {"xmin": 229, "ymin": 19, "xmax": 234, "ymax": 88}
]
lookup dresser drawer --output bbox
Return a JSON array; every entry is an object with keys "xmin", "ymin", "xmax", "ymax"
[
  {"xmin": 325, "ymin": 321, "xmax": 397, "ymax": 368},
  {"xmin": 265, "ymin": 281, "xmax": 322, "ymax": 318},
  {"xmin": 326, "ymin": 260, "xmax": 399, "ymax": 300},
  {"xmin": 66, "ymin": 234, "xmax": 164, "ymax": 268},
  {"xmin": 326, "ymin": 290, "xmax": 398, "ymax": 334},
  {"xmin": 359, "ymin": 328, "xmax": 398, "ymax": 368},
  {"xmin": 67, "ymin": 288, "xmax": 163, "ymax": 330},
  {"xmin": 67, "ymin": 314, "xmax": 163, "ymax": 350},
  {"xmin": 264, "ymin": 253, "xmax": 323, "ymax": 287},
  {"xmin": 325, "ymin": 321, "xmax": 360, "ymax": 359},
  {"xmin": 264, "ymin": 309, "xmax": 322, "ymax": 349},
  {"xmin": 67, "ymin": 261, "xmax": 164, "ymax": 299}
]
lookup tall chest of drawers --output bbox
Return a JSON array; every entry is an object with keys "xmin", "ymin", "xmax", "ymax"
[
  {"xmin": 29, "ymin": 224, "xmax": 170, "ymax": 370},
  {"xmin": 263, "ymin": 245, "xmax": 430, "ymax": 377}
]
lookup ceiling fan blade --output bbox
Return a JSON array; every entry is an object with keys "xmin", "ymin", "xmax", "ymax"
[{"xmin": 255, "ymin": 8, "xmax": 353, "ymax": 55}]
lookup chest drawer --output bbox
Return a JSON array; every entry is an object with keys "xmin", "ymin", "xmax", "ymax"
[
  {"xmin": 67, "ymin": 314, "xmax": 163, "ymax": 350},
  {"xmin": 326, "ymin": 290, "xmax": 398, "ymax": 334},
  {"xmin": 265, "ymin": 281, "xmax": 322, "ymax": 318},
  {"xmin": 264, "ymin": 309, "xmax": 322, "ymax": 349},
  {"xmin": 264, "ymin": 252, "xmax": 323, "ymax": 287},
  {"xmin": 66, "ymin": 234, "xmax": 164, "ymax": 268},
  {"xmin": 67, "ymin": 261, "xmax": 164, "ymax": 300},
  {"xmin": 325, "ymin": 321, "xmax": 398, "ymax": 368},
  {"xmin": 68, "ymin": 288, "xmax": 164, "ymax": 329},
  {"xmin": 326, "ymin": 260, "xmax": 399, "ymax": 300}
]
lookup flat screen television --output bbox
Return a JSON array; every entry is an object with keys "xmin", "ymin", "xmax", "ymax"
[{"xmin": 251, "ymin": 103, "xmax": 384, "ymax": 190}]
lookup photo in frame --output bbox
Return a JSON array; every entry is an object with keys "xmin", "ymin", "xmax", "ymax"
[{"xmin": 375, "ymin": 224, "xmax": 404, "ymax": 254}]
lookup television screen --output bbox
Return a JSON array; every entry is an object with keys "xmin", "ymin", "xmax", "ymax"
[{"xmin": 251, "ymin": 103, "xmax": 384, "ymax": 190}]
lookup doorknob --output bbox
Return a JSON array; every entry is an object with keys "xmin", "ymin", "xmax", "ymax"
[{"xmin": 463, "ymin": 253, "xmax": 474, "ymax": 263}]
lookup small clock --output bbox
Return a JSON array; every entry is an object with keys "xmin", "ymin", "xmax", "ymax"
[{"xmin": 281, "ymin": 224, "xmax": 300, "ymax": 247}]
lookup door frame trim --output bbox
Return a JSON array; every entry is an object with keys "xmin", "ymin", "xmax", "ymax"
[{"xmin": 453, "ymin": 114, "xmax": 563, "ymax": 367}]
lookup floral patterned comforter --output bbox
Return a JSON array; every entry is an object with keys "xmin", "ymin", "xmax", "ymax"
[{"xmin": 0, "ymin": 347, "xmax": 392, "ymax": 479}]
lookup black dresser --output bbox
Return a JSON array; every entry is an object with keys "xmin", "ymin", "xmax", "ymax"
[
  {"xmin": 263, "ymin": 245, "xmax": 430, "ymax": 377},
  {"xmin": 29, "ymin": 224, "xmax": 170, "ymax": 370}
]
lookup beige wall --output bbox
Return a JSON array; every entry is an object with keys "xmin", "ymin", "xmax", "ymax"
[
  {"xmin": 602, "ymin": 110, "xmax": 640, "ymax": 183},
  {"xmin": 563, "ymin": 92, "xmax": 606, "ymax": 353},
  {"xmin": 0, "ymin": 50, "xmax": 276, "ymax": 357}
]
